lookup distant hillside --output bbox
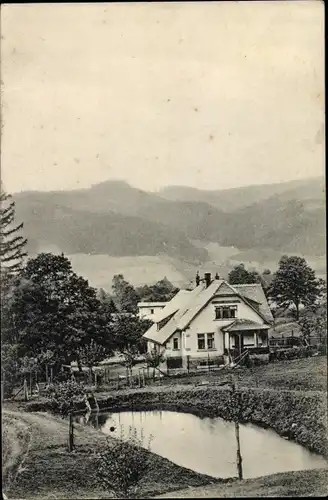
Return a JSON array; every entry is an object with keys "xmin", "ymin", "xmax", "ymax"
[
  {"xmin": 158, "ymin": 177, "xmax": 324, "ymax": 212},
  {"xmin": 13, "ymin": 176, "xmax": 325, "ymax": 287},
  {"xmin": 14, "ymin": 197, "xmax": 208, "ymax": 264}
]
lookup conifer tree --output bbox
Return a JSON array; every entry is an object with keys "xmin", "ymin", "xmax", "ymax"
[{"xmin": 0, "ymin": 189, "xmax": 27, "ymax": 273}]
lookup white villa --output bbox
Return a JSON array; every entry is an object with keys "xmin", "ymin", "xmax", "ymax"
[
  {"xmin": 137, "ymin": 301, "xmax": 168, "ymax": 321},
  {"xmin": 142, "ymin": 273, "xmax": 274, "ymax": 369}
]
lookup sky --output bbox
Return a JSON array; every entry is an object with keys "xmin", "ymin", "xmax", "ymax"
[{"xmin": 1, "ymin": 1, "xmax": 325, "ymax": 194}]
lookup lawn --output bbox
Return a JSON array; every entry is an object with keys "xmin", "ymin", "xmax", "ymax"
[
  {"xmin": 155, "ymin": 469, "xmax": 328, "ymax": 498},
  {"xmin": 93, "ymin": 356, "xmax": 327, "ymax": 393}
]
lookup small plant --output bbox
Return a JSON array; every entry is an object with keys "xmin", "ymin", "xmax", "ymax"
[{"xmin": 96, "ymin": 425, "xmax": 152, "ymax": 499}]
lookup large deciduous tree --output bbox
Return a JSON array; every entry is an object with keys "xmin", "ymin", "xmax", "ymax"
[
  {"xmin": 112, "ymin": 274, "xmax": 139, "ymax": 314},
  {"xmin": 137, "ymin": 277, "xmax": 179, "ymax": 302},
  {"xmin": 269, "ymin": 255, "xmax": 325, "ymax": 320},
  {"xmin": 0, "ymin": 189, "xmax": 27, "ymax": 274},
  {"xmin": 5, "ymin": 253, "xmax": 113, "ymax": 373},
  {"xmin": 228, "ymin": 264, "xmax": 261, "ymax": 285}
]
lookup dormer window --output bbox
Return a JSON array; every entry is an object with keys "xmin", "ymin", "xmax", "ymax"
[
  {"xmin": 173, "ymin": 338, "xmax": 179, "ymax": 350},
  {"xmin": 215, "ymin": 305, "xmax": 237, "ymax": 320}
]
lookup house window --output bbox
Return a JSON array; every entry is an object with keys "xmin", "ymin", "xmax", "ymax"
[
  {"xmin": 150, "ymin": 309, "xmax": 154, "ymax": 314},
  {"xmin": 173, "ymin": 338, "xmax": 179, "ymax": 350},
  {"xmin": 197, "ymin": 334, "xmax": 205, "ymax": 350},
  {"xmin": 198, "ymin": 333, "xmax": 215, "ymax": 350},
  {"xmin": 207, "ymin": 333, "xmax": 215, "ymax": 349},
  {"xmin": 215, "ymin": 305, "xmax": 237, "ymax": 320}
]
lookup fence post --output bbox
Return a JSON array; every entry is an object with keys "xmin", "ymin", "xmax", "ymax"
[
  {"xmin": 187, "ymin": 355, "xmax": 190, "ymax": 374},
  {"xmin": 46, "ymin": 364, "xmax": 49, "ymax": 385},
  {"xmin": 1, "ymin": 370, "xmax": 4, "ymax": 402},
  {"xmin": 24, "ymin": 378, "xmax": 28, "ymax": 401},
  {"xmin": 68, "ymin": 412, "xmax": 74, "ymax": 452},
  {"xmin": 50, "ymin": 366, "xmax": 53, "ymax": 383},
  {"xmin": 29, "ymin": 371, "xmax": 32, "ymax": 397},
  {"xmin": 230, "ymin": 376, "xmax": 243, "ymax": 480}
]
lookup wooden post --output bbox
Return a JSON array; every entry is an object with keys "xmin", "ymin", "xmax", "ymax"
[
  {"xmin": 29, "ymin": 371, "xmax": 32, "ymax": 397},
  {"xmin": 46, "ymin": 364, "xmax": 49, "ymax": 384},
  {"xmin": 230, "ymin": 376, "xmax": 243, "ymax": 480},
  {"xmin": 1, "ymin": 371, "xmax": 4, "ymax": 402},
  {"xmin": 1, "ymin": 382, "xmax": 4, "ymax": 402},
  {"xmin": 208, "ymin": 352, "xmax": 210, "ymax": 372},
  {"xmin": 68, "ymin": 412, "xmax": 74, "ymax": 452},
  {"xmin": 24, "ymin": 378, "xmax": 28, "ymax": 401},
  {"xmin": 187, "ymin": 355, "xmax": 190, "ymax": 374},
  {"xmin": 50, "ymin": 366, "xmax": 53, "ymax": 383},
  {"xmin": 142, "ymin": 369, "xmax": 145, "ymax": 387},
  {"xmin": 235, "ymin": 420, "xmax": 243, "ymax": 480},
  {"xmin": 138, "ymin": 370, "xmax": 141, "ymax": 388}
]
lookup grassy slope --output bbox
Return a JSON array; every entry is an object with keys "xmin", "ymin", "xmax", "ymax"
[
  {"xmin": 94, "ymin": 357, "xmax": 327, "ymax": 393},
  {"xmin": 155, "ymin": 469, "xmax": 328, "ymax": 498},
  {"xmin": 3, "ymin": 357, "xmax": 328, "ymax": 499},
  {"xmin": 2, "ymin": 410, "xmax": 221, "ymax": 499}
]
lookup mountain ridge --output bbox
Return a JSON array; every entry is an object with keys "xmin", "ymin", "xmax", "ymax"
[{"xmin": 13, "ymin": 176, "xmax": 325, "ymax": 272}]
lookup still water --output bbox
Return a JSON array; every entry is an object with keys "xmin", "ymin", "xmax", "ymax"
[{"xmin": 75, "ymin": 410, "xmax": 327, "ymax": 479}]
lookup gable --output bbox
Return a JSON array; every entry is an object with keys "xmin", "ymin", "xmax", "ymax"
[{"xmin": 214, "ymin": 282, "xmax": 236, "ymax": 296}]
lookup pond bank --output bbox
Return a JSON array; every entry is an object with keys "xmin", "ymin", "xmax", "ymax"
[
  {"xmin": 2, "ymin": 409, "xmax": 228, "ymax": 499},
  {"xmin": 24, "ymin": 384, "xmax": 328, "ymax": 459}
]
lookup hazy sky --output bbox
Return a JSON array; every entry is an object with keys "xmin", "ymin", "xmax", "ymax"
[{"xmin": 1, "ymin": 1, "xmax": 324, "ymax": 194}]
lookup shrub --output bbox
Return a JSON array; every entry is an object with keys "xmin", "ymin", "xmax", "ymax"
[
  {"xmin": 44, "ymin": 380, "xmax": 86, "ymax": 415},
  {"xmin": 317, "ymin": 344, "xmax": 327, "ymax": 356},
  {"xmin": 96, "ymin": 426, "xmax": 152, "ymax": 498}
]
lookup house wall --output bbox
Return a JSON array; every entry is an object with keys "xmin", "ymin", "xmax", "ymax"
[
  {"xmin": 180, "ymin": 294, "xmax": 266, "ymax": 357},
  {"xmin": 146, "ymin": 290, "xmax": 269, "ymax": 370},
  {"xmin": 138, "ymin": 304, "xmax": 167, "ymax": 321}
]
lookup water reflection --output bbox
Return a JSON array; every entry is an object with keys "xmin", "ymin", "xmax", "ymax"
[{"xmin": 74, "ymin": 410, "xmax": 327, "ymax": 479}]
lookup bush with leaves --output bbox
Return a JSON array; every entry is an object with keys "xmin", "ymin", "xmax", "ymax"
[
  {"xmin": 144, "ymin": 349, "xmax": 166, "ymax": 379},
  {"xmin": 96, "ymin": 425, "xmax": 152, "ymax": 499},
  {"xmin": 44, "ymin": 380, "xmax": 86, "ymax": 415}
]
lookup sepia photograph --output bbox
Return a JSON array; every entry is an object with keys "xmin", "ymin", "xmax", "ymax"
[{"xmin": 1, "ymin": 1, "xmax": 326, "ymax": 498}]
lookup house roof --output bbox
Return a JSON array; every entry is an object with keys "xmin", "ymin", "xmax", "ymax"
[
  {"xmin": 222, "ymin": 319, "xmax": 270, "ymax": 332},
  {"xmin": 143, "ymin": 279, "xmax": 273, "ymax": 345},
  {"xmin": 233, "ymin": 284, "xmax": 274, "ymax": 323},
  {"xmin": 138, "ymin": 302, "xmax": 168, "ymax": 307}
]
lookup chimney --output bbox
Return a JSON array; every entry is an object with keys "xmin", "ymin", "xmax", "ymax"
[
  {"xmin": 204, "ymin": 272, "xmax": 211, "ymax": 288},
  {"xmin": 195, "ymin": 271, "xmax": 200, "ymax": 287},
  {"xmin": 215, "ymin": 272, "xmax": 220, "ymax": 280}
]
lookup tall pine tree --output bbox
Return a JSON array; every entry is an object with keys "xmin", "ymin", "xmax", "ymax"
[{"xmin": 0, "ymin": 189, "xmax": 27, "ymax": 273}]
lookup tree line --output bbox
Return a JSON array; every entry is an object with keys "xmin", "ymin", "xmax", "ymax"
[{"xmin": 1, "ymin": 186, "xmax": 326, "ymax": 396}]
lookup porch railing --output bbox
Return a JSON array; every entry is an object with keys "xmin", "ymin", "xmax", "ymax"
[{"xmin": 224, "ymin": 346, "xmax": 269, "ymax": 358}]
